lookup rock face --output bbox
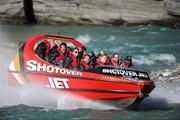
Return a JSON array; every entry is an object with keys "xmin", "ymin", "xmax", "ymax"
[
  {"xmin": 164, "ymin": 0, "xmax": 180, "ymax": 17},
  {"xmin": 33, "ymin": 0, "xmax": 168, "ymax": 25},
  {"xmin": 0, "ymin": 0, "xmax": 25, "ymax": 24},
  {"xmin": 0, "ymin": 0, "xmax": 180, "ymax": 25}
]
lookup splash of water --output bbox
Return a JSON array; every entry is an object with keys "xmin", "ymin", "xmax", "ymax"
[
  {"xmin": 76, "ymin": 34, "xmax": 92, "ymax": 45},
  {"xmin": 0, "ymin": 84, "xmax": 58, "ymax": 108},
  {"xmin": 56, "ymin": 94, "xmax": 118, "ymax": 110},
  {"xmin": 137, "ymin": 66, "xmax": 180, "ymax": 109},
  {"xmin": 133, "ymin": 53, "xmax": 176, "ymax": 65},
  {"xmin": 0, "ymin": 83, "xmax": 118, "ymax": 110},
  {"xmin": 137, "ymin": 86, "xmax": 180, "ymax": 110},
  {"xmin": 107, "ymin": 36, "xmax": 115, "ymax": 42}
]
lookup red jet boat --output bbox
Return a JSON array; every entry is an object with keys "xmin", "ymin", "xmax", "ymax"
[{"xmin": 8, "ymin": 35, "xmax": 155, "ymax": 107}]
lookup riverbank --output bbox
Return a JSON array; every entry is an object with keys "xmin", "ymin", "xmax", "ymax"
[{"xmin": 0, "ymin": 0, "xmax": 180, "ymax": 27}]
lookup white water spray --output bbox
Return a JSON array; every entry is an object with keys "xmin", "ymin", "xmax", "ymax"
[
  {"xmin": 0, "ymin": 83, "xmax": 117, "ymax": 110},
  {"xmin": 137, "ymin": 66, "xmax": 180, "ymax": 109}
]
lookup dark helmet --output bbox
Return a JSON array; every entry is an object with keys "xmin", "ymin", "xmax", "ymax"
[
  {"xmin": 72, "ymin": 47, "xmax": 79, "ymax": 52},
  {"xmin": 60, "ymin": 42, "xmax": 67, "ymax": 48},
  {"xmin": 125, "ymin": 56, "xmax": 132, "ymax": 62}
]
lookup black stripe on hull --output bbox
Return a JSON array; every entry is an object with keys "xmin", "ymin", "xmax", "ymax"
[
  {"xmin": 18, "ymin": 44, "xmax": 29, "ymax": 84},
  {"xmin": 55, "ymin": 88, "xmax": 139, "ymax": 94},
  {"xmin": 45, "ymin": 35, "xmax": 74, "ymax": 40},
  {"xmin": 19, "ymin": 44, "xmax": 25, "ymax": 72}
]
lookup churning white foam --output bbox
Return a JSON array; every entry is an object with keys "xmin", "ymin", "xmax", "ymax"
[
  {"xmin": 57, "ymin": 94, "xmax": 117, "ymax": 110},
  {"xmin": 107, "ymin": 36, "xmax": 115, "ymax": 42},
  {"xmin": 141, "ymin": 86, "xmax": 180, "ymax": 109},
  {"xmin": 133, "ymin": 53, "xmax": 176, "ymax": 65},
  {"xmin": 138, "ymin": 88, "xmax": 180, "ymax": 109},
  {"xmin": 125, "ymin": 43, "xmax": 144, "ymax": 48},
  {"xmin": 0, "ymin": 83, "xmax": 117, "ymax": 110},
  {"xmin": 0, "ymin": 84, "xmax": 59, "ymax": 108},
  {"xmin": 160, "ymin": 27, "xmax": 169, "ymax": 31},
  {"xmin": 110, "ymin": 47, "xmax": 124, "ymax": 53},
  {"xmin": 76, "ymin": 34, "xmax": 92, "ymax": 45},
  {"xmin": 133, "ymin": 55, "xmax": 154, "ymax": 65},
  {"xmin": 154, "ymin": 87, "xmax": 180, "ymax": 104},
  {"xmin": 138, "ymin": 66, "xmax": 180, "ymax": 109},
  {"xmin": 147, "ymin": 31, "xmax": 159, "ymax": 35},
  {"xmin": 131, "ymin": 26, "xmax": 148, "ymax": 33}
]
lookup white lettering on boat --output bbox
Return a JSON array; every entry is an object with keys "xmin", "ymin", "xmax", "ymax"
[
  {"xmin": 26, "ymin": 60, "xmax": 82, "ymax": 76},
  {"xmin": 102, "ymin": 69, "xmax": 148, "ymax": 78},
  {"xmin": 48, "ymin": 77, "xmax": 69, "ymax": 89}
]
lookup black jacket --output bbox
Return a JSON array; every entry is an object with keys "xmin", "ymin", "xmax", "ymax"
[
  {"xmin": 35, "ymin": 42, "xmax": 47, "ymax": 60},
  {"xmin": 48, "ymin": 48, "xmax": 63, "ymax": 66}
]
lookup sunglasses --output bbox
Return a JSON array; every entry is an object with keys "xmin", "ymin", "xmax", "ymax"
[{"xmin": 74, "ymin": 50, "xmax": 79, "ymax": 53}]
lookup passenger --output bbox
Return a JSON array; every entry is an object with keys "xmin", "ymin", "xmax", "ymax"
[
  {"xmin": 64, "ymin": 48, "xmax": 79, "ymax": 70},
  {"xmin": 48, "ymin": 40, "xmax": 58, "ymax": 54},
  {"xmin": 35, "ymin": 40, "xmax": 51, "ymax": 60},
  {"xmin": 110, "ymin": 53, "xmax": 121, "ymax": 67},
  {"xmin": 77, "ymin": 47, "xmax": 85, "ymax": 62},
  {"xmin": 82, "ymin": 50, "xmax": 87, "ymax": 58},
  {"xmin": 97, "ymin": 50, "xmax": 106, "ymax": 59},
  {"xmin": 67, "ymin": 46, "xmax": 72, "ymax": 52},
  {"xmin": 78, "ymin": 55, "xmax": 92, "ymax": 71},
  {"xmin": 119, "ymin": 54, "xmax": 124, "ymax": 65},
  {"xmin": 86, "ymin": 48, "xmax": 96, "ymax": 67},
  {"xmin": 97, "ymin": 50, "xmax": 110, "ymax": 64},
  {"xmin": 121, "ymin": 56, "xmax": 134, "ymax": 68},
  {"xmin": 48, "ymin": 42, "xmax": 68, "ymax": 66},
  {"xmin": 95, "ymin": 55, "xmax": 108, "ymax": 67}
]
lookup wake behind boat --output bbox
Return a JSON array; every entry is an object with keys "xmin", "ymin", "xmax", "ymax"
[{"xmin": 8, "ymin": 35, "xmax": 155, "ymax": 107}]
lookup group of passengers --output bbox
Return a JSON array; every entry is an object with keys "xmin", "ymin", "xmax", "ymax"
[{"xmin": 35, "ymin": 40, "xmax": 134, "ymax": 71}]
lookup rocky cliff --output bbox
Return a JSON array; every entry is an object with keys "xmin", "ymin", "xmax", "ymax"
[
  {"xmin": 0, "ymin": 0, "xmax": 24, "ymax": 24},
  {"xmin": 0, "ymin": 0, "xmax": 180, "ymax": 26},
  {"xmin": 33, "ymin": 0, "xmax": 168, "ymax": 25},
  {"xmin": 164, "ymin": 0, "xmax": 180, "ymax": 16}
]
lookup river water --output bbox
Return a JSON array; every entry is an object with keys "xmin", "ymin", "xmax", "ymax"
[{"xmin": 0, "ymin": 25, "xmax": 180, "ymax": 120}]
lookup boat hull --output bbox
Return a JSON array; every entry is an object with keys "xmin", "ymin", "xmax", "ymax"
[{"xmin": 8, "ymin": 35, "xmax": 155, "ymax": 107}]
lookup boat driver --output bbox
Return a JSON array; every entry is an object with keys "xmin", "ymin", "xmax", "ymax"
[{"xmin": 48, "ymin": 42, "xmax": 68, "ymax": 66}]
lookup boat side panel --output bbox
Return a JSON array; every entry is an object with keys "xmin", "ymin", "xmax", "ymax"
[
  {"xmin": 25, "ymin": 74, "xmax": 140, "ymax": 91},
  {"xmin": 23, "ymin": 73, "xmax": 140, "ymax": 99}
]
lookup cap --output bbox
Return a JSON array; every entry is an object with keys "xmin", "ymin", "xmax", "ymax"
[{"xmin": 86, "ymin": 48, "xmax": 93, "ymax": 54}]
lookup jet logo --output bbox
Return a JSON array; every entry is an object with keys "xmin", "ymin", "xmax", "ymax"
[{"xmin": 47, "ymin": 77, "xmax": 69, "ymax": 89}]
